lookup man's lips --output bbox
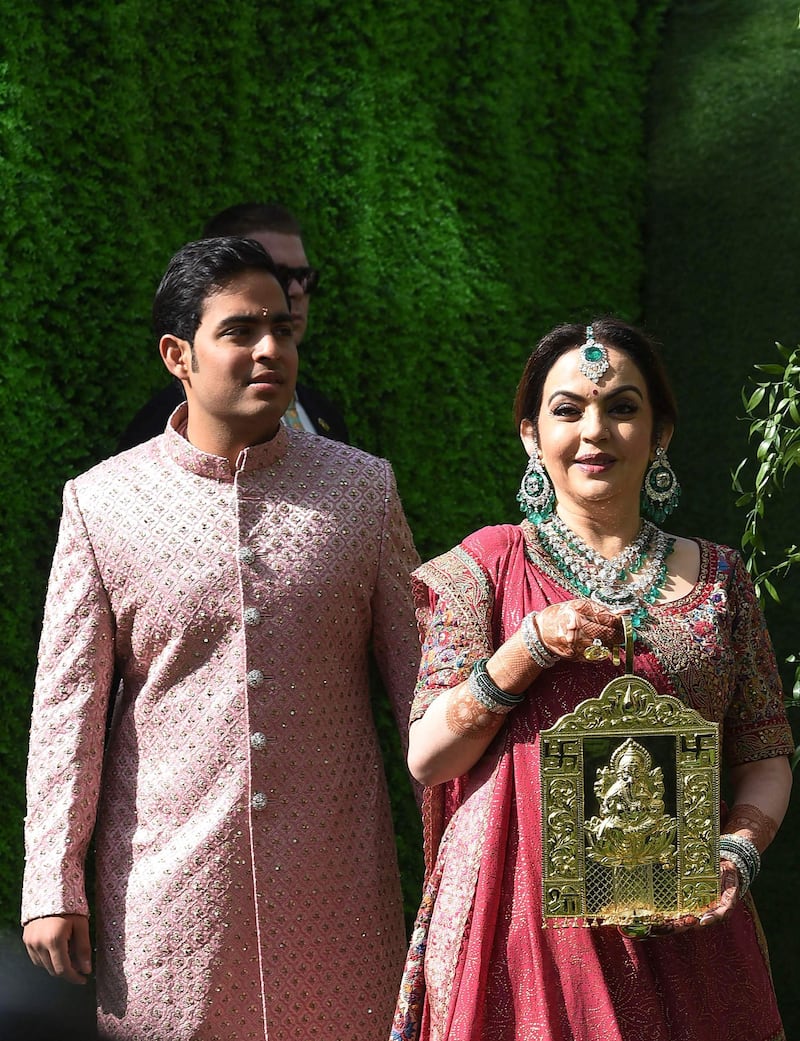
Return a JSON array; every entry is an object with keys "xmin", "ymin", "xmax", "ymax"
[{"xmin": 249, "ymin": 372, "xmax": 283, "ymax": 385}]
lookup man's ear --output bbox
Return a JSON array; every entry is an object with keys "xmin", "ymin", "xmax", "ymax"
[{"xmin": 159, "ymin": 334, "xmax": 192, "ymax": 381}]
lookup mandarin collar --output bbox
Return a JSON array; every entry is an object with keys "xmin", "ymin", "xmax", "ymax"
[{"xmin": 163, "ymin": 403, "xmax": 290, "ymax": 482}]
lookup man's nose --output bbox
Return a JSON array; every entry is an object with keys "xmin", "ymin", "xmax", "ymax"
[{"xmin": 253, "ymin": 332, "xmax": 281, "ymax": 358}]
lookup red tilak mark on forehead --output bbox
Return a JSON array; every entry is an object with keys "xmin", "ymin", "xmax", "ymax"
[{"xmin": 592, "ymin": 389, "xmax": 599, "ymax": 396}]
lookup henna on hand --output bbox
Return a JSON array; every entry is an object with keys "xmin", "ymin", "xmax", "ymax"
[
  {"xmin": 444, "ymin": 684, "xmax": 507, "ymax": 739},
  {"xmin": 535, "ymin": 600, "xmax": 623, "ymax": 660},
  {"xmin": 655, "ymin": 861, "xmax": 741, "ymax": 934},
  {"xmin": 697, "ymin": 861, "xmax": 741, "ymax": 927},
  {"xmin": 724, "ymin": 803, "xmax": 779, "ymax": 854}
]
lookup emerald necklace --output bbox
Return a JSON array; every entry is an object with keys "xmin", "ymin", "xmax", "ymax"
[{"xmin": 530, "ymin": 514, "xmax": 675, "ymax": 634}]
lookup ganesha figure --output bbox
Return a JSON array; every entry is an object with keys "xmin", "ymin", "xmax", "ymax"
[{"xmin": 586, "ymin": 738, "xmax": 677, "ymax": 869}]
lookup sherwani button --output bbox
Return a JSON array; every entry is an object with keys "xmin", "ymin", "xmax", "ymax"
[
  {"xmin": 238, "ymin": 547, "xmax": 256, "ymax": 565},
  {"xmin": 250, "ymin": 732, "xmax": 268, "ymax": 751},
  {"xmin": 246, "ymin": 669, "xmax": 264, "ymax": 688},
  {"xmin": 244, "ymin": 607, "xmax": 261, "ymax": 626},
  {"xmin": 251, "ymin": 792, "xmax": 268, "ymax": 810}
]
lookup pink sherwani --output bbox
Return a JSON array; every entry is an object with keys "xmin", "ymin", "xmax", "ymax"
[{"xmin": 22, "ymin": 408, "xmax": 420, "ymax": 1041}]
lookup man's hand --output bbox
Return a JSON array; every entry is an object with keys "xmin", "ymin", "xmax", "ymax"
[{"xmin": 23, "ymin": 914, "xmax": 92, "ymax": 984}]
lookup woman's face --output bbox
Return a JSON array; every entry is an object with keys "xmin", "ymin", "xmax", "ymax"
[{"xmin": 521, "ymin": 346, "xmax": 670, "ymax": 517}]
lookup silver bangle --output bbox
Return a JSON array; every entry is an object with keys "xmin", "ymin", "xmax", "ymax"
[
  {"xmin": 719, "ymin": 847, "xmax": 751, "ymax": 896},
  {"xmin": 720, "ymin": 833, "xmax": 761, "ymax": 892},
  {"xmin": 521, "ymin": 612, "xmax": 560, "ymax": 669}
]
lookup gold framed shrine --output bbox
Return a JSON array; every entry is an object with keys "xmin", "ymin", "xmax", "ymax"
[{"xmin": 540, "ymin": 667, "xmax": 720, "ymax": 934}]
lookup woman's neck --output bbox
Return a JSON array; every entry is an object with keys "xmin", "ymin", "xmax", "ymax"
[{"xmin": 552, "ymin": 503, "xmax": 643, "ymax": 559}]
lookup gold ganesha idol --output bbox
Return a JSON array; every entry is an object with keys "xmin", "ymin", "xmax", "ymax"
[{"xmin": 540, "ymin": 650, "xmax": 720, "ymax": 936}]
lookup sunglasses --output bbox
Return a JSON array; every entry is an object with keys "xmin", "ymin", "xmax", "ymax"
[{"xmin": 274, "ymin": 265, "xmax": 320, "ymax": 294}]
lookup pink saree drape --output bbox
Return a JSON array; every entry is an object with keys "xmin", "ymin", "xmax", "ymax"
[{"xmin": 392, "ymin": 523, "xmax": 792, "ymax": 1041}]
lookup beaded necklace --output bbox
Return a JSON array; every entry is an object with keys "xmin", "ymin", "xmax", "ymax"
[{"xmin": 532, "ymin": 515, "xmax": 675, "ymax": 633}]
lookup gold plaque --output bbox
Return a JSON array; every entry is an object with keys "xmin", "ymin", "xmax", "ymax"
[{"xmin": 540, "ymin": 628, "xmax": 720, "ymax": 935}]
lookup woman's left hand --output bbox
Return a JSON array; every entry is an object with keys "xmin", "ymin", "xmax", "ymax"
[
  {"xmin": 697, "ymin": 860, "xmax": 742, "ymax": 925},
  {"xmin": 649, "ymin": 860, "xmax": 741, "ymax": 935}
]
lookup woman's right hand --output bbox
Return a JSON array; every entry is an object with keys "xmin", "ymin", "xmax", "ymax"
[{"xmin": 534, "ymin": 599, "xmax": 623, "ymax": 661}]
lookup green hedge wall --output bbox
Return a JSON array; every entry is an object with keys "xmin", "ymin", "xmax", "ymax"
[
  {"xmin": 0, "ymin": 0, "xmax": 668, "ymax": 931},
  {"xmin": 644, "ymin": 1, "xmax": 800, "ymax": 677},
  {"xmin": 644, "ymin": 1, "xmax": 800, "ymax": 1029}
]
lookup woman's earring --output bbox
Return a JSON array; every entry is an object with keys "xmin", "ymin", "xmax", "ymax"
[
  {"xmin": 640, "ymin": 446, "xmax": 681, "ymax": 523},
  {"xmin": 517, "ymin": 443, "xmax": 555, "ymax": 524}
]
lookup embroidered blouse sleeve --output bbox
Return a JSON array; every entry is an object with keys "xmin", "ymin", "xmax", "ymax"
[
  {"xmin": 723, "ymin": 549, "xmax": 794, "ymax": 766},
  {"xmin": 409, "ymin": 548, "xmax": 495, "ymax": 723}
]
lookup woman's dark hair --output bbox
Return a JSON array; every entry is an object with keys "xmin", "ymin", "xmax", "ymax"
[
  {"xmin": 513, "ymin": 317, "xmax": 678, "ymax": 440},
  {"xmin": 152, "ymin": 236, "xmax": 287, "ymax": 344}
]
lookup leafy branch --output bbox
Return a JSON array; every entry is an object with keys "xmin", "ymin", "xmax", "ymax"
[{"xmin": 732, "ymin": 341, "xmax": 800, "ymax": 711}]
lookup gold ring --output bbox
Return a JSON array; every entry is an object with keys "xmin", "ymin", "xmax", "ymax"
[{"xmin": 583, "ymin": 638, "xmax": 611, "ymax": 662}]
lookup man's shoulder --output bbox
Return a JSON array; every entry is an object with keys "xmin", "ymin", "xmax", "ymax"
[
  {"xmin": 286, "ymin": 429, "xmax": 388, "ymax": 474},
  {"xmin": 72, "ymin": 438, "xmax": 166, "ymax": 495}
]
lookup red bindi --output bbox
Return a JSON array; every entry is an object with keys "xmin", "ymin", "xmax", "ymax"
[{"xmin": 592, "ymin": 389, "xmax": 599, "ymax": 396}]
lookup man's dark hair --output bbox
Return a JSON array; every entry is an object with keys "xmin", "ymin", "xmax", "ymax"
[
  {"xmin": 152, "ymin": 236, "xmax": 287, "ymax": 344},
  {"xmin": 201, "ymin": 202, "xmax": 303, "ymax": 239}
]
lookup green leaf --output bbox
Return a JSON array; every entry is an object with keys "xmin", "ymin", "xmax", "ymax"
[
  {"xmin": 781, "ymin": 442, "xmax": 800, "ymax": 469},
  {"xmin": 745, "ymin": 386, "xmax": 766, "ymax": 411},
  {"xmin": 762, "ymin": 577, "xmax": 780, "ymax": 602}
]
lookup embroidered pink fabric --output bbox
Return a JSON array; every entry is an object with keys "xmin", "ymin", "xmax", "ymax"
[
  {"xmin": 23, "ymin": 409, "xmax": 421, "ymax": 1041},
  {"xmin": 392, "ymin": 523, "xmax": 792, "ymax": 1041}
]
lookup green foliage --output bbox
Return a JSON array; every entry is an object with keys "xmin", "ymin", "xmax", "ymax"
[
  {"xmin": 645, "ymin": 4, "xmax": 800, "ymax": 1028},
  {"xmin": 644, "ymin": 0, "xmax": 800, "ymax": 706},
  {"xmin": 732, "ymin": 342, "xmax": 800, "ymax": 704},
  {"xmin": 0, "ymin": 0, "xmax": 667, "ymax": 931}
]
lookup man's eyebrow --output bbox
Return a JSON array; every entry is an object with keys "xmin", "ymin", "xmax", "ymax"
[
  {"xmin": 215, "ymin": 310, "xmax": 293, "ymax": 330},
  {"xmin": 546, "ymin": 384, "xmax": 645, "ymax": 405}
]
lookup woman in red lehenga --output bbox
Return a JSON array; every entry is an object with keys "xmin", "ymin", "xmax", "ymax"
[{"xmin": 391, "ymin": 318, "xmax": 793, "ymax": 1041}]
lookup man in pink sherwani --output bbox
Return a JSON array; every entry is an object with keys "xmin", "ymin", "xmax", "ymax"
[{"xmin": 22, "ymin": 237, "xmax": 421, "ymax": 1040}]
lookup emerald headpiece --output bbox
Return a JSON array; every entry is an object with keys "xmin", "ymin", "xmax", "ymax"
[{"xmin": 578, "ymin": 325, "xmax": 610, "ymax": 382}]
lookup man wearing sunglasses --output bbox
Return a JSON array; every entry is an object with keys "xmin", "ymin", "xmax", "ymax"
[{"xmin": 117, "ymin": 202, "xmax": 348, "ymax": 450}]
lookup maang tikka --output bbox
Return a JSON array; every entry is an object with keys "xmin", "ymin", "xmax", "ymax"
[
  {"xmin": 517, "ymin": 440, "xmax": 556, "ymax": 524},
  {"xmin": 578, "ymin": 324, "xmax": 610, "ymax": 382},
  {"xmin": 640, "ymin": 445, "xmax": 681, "ymax": 523}
]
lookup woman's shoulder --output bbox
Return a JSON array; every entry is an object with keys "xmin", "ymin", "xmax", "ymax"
[
  {"xmin": 413, "ymin": 524, "xmax": 524, "ymax": 596},
  {"xmin": 665, "ymin": 535, "xmax": 747, "ymax": 602},
  {"xmin": 460, "ymin": 523, "xmax": 526, "ymax": 559},
  {"xmin": 673, "ymin": 536, "xmax": 742, "ymax": 573}
]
